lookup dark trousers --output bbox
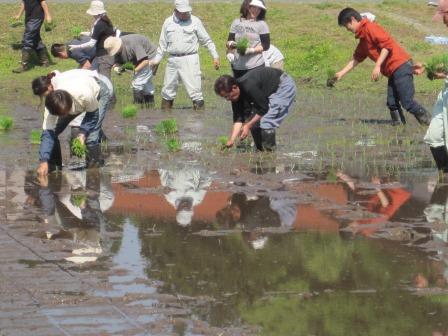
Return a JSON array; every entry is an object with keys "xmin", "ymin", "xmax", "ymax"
[
  {"xmin": 23, "ymin": 18, "xmax": 45, "ymax": 51},
  {"xmin": 386, "ymin": 61, "xmax": 424, "ymax": 115},
  {"xmin": 232, "ymin": 64, "xmax": 265, "ymax": 79}
]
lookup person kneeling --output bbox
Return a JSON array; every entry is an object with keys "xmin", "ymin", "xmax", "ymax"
[{"xmin": 214, "ymin": 67, "xmax": 296, "ymax": 151}]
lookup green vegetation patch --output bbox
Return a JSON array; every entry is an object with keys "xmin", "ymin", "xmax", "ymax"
[
  {"xmin": 165, "ymin": 138, "xmax": 181, "ymax": 152},
  {"xmin": 0, "ymin": 116, "xmax": 14, "ymax": 131},
  {"xmin": 122, "ymin": 62, "xmax": 135, "ymax": 71},
  {"xmin": 155, "ymin": 118, "xmax": 178, "ymax": 136},
  {"xmin": 30, "ymin": 129, "xmax": 42, "ymax": 144},
  {"xmin": 70, "ymin": 193, "xmax": 87, "ymax": 207},
  {"xmin": 425, "ymin": 54, "xmax": 448, "ymax": 80},
  {"xmin": 326, "ymin": 68, "xmax": 337, "ymax": 87},
  {"xmin": 44, "ymin": 21, "xmax": 56, "ymax": 32},
  {"xmin": 8, "ymin": 18, "xmax": 23, "ymax": 28},
  {"xmin": 71, "ymin": 138, "xmax": 87, "ymax": 158},
  {"xmin": 122, "ymin": 104, "xmax": 138, "ymax": 118},
  {"xmin": 70, "ymin": 26, "xmax": 82, "ymax": 39},
  {"xmin": 236, "ymin": 36, "xmax": 249, "ymax": 55}
]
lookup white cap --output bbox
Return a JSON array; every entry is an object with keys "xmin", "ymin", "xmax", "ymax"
[
  {"xmin": 360, "ymin": 12, "xmax": 376, "ymax": 22},
  {"xmin": 86, "ymin": 0, "xmax": 106, "ymax": 16},
  {"xmin": 176, "ymin": 209, "xmax": 193, "ymax": 226},
  {"xmin": 249, "ymin": 0, "xmax": 266, "ymax": 10},
  {"xmin": 104, "ymin": 36, "xmax": 122, "ymax": 56},
  {"xmin": 175, "ymin": 0, "xmax": 192, "ymax": 12}
]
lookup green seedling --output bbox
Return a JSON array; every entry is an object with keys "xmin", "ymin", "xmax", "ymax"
[
  {"xmin": 425, "ymin": 55, "xmax": 448, "ymax": 80},
  {"xmin": 236, "ymin": 37, "xmax": 249, "ymax": 55},
  {"xmin": 217, "ymin": 136, "xmax": 228, "ymax": 146},
  {"xmin": 165, "ymin": 138, "xmax": 181, "ymax": 152},
  {"xmin": 0, "ymin": 116, "xmax": 14, "ymax": 131},
  {"xmin": 71, "ymin": 26, "xmax": 82, "ymax": 39},
  {"xmin": 122, "ymin": 62, "xmax": 135, "ymax": 71},
  {"xmin": 8, "ymin": 18, "xmax": 23, "ymax": 28},
  {"xmin": 70, "ymin": 193, "xmax": 87, "ymax": 207},
  {"xmin": 326, "ymin": 68, "xmax": 337, "ymax": 87},
  {"xmin": 30, "ymin": 129, "xmax": 42, "ymax": 144},
  {"xmin": 154, "ymin": 118, "xmax": 178, "ymax": 136},
  {"xmin": 44, "ymin": 21, "xmax": 56, "ymax": 32},
  {"xmin": 71, "ymin": 138, "xmax": 87, "ymax": 158},
  {"xmin": 122, "ymin": 104, "xmax": 138, "ymax": 118}
]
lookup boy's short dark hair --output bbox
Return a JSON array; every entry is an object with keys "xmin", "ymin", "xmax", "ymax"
[
  {"xmin": 338, "ymin": 7, "xmax": 362, "ymax": 26},
  {"xmin": 45, "ymin": 90, "xmax": 73, "ymax": 116},
  {"xmin": 214, "ymin": 75, "xmax": 238, "ymax": 95},
  {"xmin": 50, "ymin": 43, "xmax": 66, "ymax": 57}
]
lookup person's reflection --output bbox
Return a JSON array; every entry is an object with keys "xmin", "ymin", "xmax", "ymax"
[
  {"xmin": 337, "ymin": 172, "xmax": 411, "ymax": 236},
  {"xmin": 158, "ymin": 165, "xmax": 211, "ymax": 227},
  {"xmin": 415, "ymin": 183, "xmax": 448, "ymax": 289},
  {"xmin": 24, "ymin": 169, "xmax": 114, "ymax": 264},
  {"xmin": 216, "ymin": 192, "xmax": 297, "ymax": 249}
]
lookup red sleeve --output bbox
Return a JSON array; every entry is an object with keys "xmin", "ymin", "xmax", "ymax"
[
  {"xmin": 369, "ymin": 24, "xmax": 394, "ymax": 51},
  {"xmin": 353, "ymin": 42, "xmax": 367, "ymax": 63}
]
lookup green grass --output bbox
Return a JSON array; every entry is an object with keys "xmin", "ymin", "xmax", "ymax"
[
  {"xmin": 71, "ymin": 138, "xmax": 87, "ymax": 157},
  {"xmin": 70, "ymin": 26, "xmax": 82, "ymax": 39},
  {"xmin": 122, "ymin": 104, "xmax": 138, "ymax": 118},
  {"xmin": 0, "ymin": 116, "xmax": 13, "ymax": 131},
  {"xmin": 165, "ymin": 138, "xmax": 181, "ymax": 152},
  {"xmin": 154, "ymin": 118, "xmax": 178, "ymax": 136},
  {"xmin": 425, "ymin": 54, "xmax": 448, "ymax": 80},
  {"xmin": 217, "ymin": 135, "xmax": 228, "ymax": 146},
  {"xmin": 30, "ymin": 129, "xmax": 41, "ymax": 144},
  {"xmin": 122, "ymin": 62, "xmax": 135, "ymax": 71},
  {"xmin": 8, "ymin": 17, "xmax": 23, "ymax": 28},
  {"xmin": 44, "ymin": 21, "xmax": 56, "ymax": 32}
]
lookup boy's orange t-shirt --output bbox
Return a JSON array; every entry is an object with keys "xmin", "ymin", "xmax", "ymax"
[{"xmin": 353, "ymin": 19, "xmax": 411, "ymax": 77}]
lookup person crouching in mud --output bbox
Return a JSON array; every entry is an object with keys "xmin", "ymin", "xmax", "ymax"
[{"xmin": 214, "ymin": 67, "xmax": 296, "ymax": 151}]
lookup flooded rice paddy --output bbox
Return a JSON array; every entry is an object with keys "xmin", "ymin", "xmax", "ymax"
[{"xmin": 1, "ymin": 90, "xmax": 448, "ymax": 335}]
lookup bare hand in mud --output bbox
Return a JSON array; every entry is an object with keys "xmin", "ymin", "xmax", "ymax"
[
  {"xmin": 371, "ymin": 65, "xmax": 381, "ymax": 81},
  {"xmin": 224, "ymin": 139, "xmax": 234, "ymax": 149},
  {"xmin": 37, "ymin": 161, "xmax": 49, "ymax": 176},
  {"xmin": 240, "ymin": 125, "xmax": 250, "ymax": 140},
  {"xmin": 38, "ymin": 174, "xmax": 48, "ymax": 187}
]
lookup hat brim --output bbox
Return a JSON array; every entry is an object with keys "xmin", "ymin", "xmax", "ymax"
[
  {"xmin": 249, "ymin": 2, "xmax": 266, "ymax": 10},
  {"xmin": 176, "ymin": 5, "xmax": 192, "ymax": 12},
  {"xmin": 86, "ymin": 8, "xmax": 106, "ymax": 15},
  {"xmin": 106, "ymin": 39, "xmax": 122, "ymax": 56}
]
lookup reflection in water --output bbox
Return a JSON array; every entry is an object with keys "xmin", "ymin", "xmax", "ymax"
[{"xmin": 24, "ymin": 169, "xmax": 114, "ymax": 264}]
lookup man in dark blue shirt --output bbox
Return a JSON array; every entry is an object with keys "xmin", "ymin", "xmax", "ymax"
[{"xmin": 51, "ymin": 36, "xmax": 96, "ymax": 69}]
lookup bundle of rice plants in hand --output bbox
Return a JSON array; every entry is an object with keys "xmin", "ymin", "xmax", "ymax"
[
  {"xmin": 0, "ymin": 116, "xmax": 14, "ymax": 131},
  {"xmin": 122, "ymin": 62, "xmax": 135, "ymax": 71},
  {"xmin": 326, "ymin": 68, "xmax": 337, "ymax": 87},
  {"xmin": 8, "ymin": 18, "xmax": 23, "ymax": 28},
  {"xmin": 425, "ymin": 55, "xmax": 448, "ymax": 80},
  {"xmin": 70, "ymin": 193, "xmax": 87, "ymax": 207},
  {"xmin": 44, "ymin": 21, "xmax": 56, "ymax": 32},
  {"xmin": 236, "ymin": 37, "xmax": 249, "ymax": 55},
  {"xmin": 155, "ymin": 118, "xmax": 178, "ymax": 136},
  {"xmin": 217, "ymin": 136, "xmax": 228, "ymax": 146},
  {"xmin": 122, "ymin": 104, "xmax": 138, "ymax": 118},
  {"xmin": 71, "ymin": 26, "xmax": 82, "ymax": 39},
  {"xmin": 30, "ymin": 129, "xmax": 42, "ymax": 144},
  {"xmin": 71, "ymin": 138, "xmax": 87, "ymax": 158},
  {"xmin": 165, "ymin": 138, "xmax": 181, "ymax": 152}
]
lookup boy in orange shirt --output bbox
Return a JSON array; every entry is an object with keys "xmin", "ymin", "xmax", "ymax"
[{"xmin": 334, "ymin": 7, "xmax": 430, "ymax": 126}]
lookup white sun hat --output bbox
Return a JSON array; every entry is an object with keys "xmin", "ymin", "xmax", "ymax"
[
  {"xmin": 86, "ymin": 0, "xmax": 106, "ymax": 16},
  {"xmin": 175, "ymin": 0, "xmax": 192, "ymax": 13},
  {"xmin": 249, "ymin": 0, "xmax": 266, "ymax": 10},
  {"xmin": 104, "ymin": 36, "xmax": 122, "ymax": 56}
]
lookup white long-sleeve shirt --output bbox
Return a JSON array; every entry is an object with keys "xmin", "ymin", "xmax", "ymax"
[
  {"xmin": 42, "ymin": 69, "xmax": 101, "ymax": 131},
  {"xmin": 154, "ymin": 14, "xmax": 219, "ymax": 63}
]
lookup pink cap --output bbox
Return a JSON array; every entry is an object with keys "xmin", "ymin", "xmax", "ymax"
[{"xmin": 434, "ymin": 0, "xmax": 448, "ymax": 21}]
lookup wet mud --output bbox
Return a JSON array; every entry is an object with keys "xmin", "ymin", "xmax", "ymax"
[{"xmin": 1, "ymin": 92, "xmax": 448, "ymax": 335}]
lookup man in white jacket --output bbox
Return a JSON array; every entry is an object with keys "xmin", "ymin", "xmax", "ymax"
[{"xmin": 152, "ymin": 0, "xmax": 220, "ymax": 111}]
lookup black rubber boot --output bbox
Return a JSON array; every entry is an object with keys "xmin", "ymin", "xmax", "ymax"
[
  {"xmin": 430, "ymin": 146, "xmax": 448, "ymax": 172},
  {"xmin": 193, "ymin": 100, "xmax": 204, "ymax": 110},
  {"xmin": 86, "ymin": 144, "xmax": 104, "ymax": 168},
  {"xmin": 261, "ymin": 129, "xmax": 276, "ymax": 152},
  {"xmin": 12, "ymin": 49, "xmax": 32, "ymax": 73},
  {"xmin": 36, "ymin": 47, "xmax": 50, "ymax": 67},
  {"xmin": 413, "ymin": 107, "xmax": 431, "ymax": 126},
  {"xmin": 161, "ymin": 98, "xmax": 173, "ymax": 111},
  {"xmin": 250, "ymin": 127, "xmax": 263, "ymax": 151},
  {"xmin": 133, "ymin": 90, "xmax": 145, "ymax": 105},
  {"xmin": 390, "ymin": 110, "xmax": 406, "ymax": 126},
  {"xmin": 143, "ymin": 93, "xmax": 154, "ymax": 108}
]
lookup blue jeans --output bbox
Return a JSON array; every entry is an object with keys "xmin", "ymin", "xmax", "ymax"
[
  {"xmin": 386, "ymin": 61, "xmax": 424, "ymax": 115},
  {"xmin": 23, "ymin": 18, "xmax": 45, "ymax": 51}
]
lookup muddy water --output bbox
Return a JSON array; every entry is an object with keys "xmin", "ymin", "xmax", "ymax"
[{"xmin": 2, "ymin": 93, "xmax": 448, "ymax": 335}]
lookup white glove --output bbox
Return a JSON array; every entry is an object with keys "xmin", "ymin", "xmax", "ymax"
[
  {"xmin": 244, "ymin": 47, "xmax": 256, "ymax": 55},
  {"xmin": 226, "ymin": 53, "xmax": 235, "ymax": 64},
  {"xmin": 226, "ymin": 41, "xmax": 237, "ymax": 49}
]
